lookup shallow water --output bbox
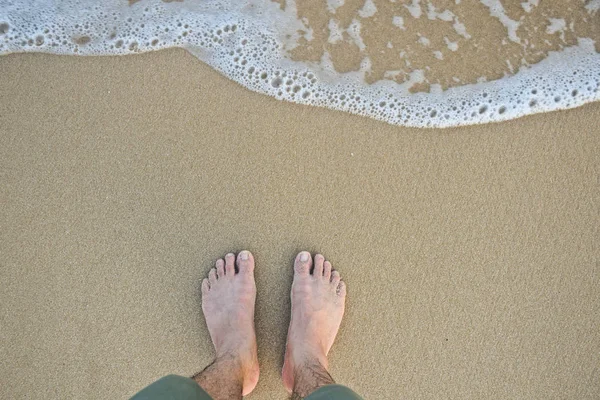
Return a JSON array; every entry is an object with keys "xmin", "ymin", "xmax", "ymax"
[{"xmin": 1, "ymin": 0, "xmax": 599, "ymax": 127}]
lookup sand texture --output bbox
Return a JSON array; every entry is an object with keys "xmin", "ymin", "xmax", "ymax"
[{"xmin": 0, "ymin": 50, "xmax": 599, "ymax": 399}]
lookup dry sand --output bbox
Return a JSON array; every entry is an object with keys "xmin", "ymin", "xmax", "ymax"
[{"xmin": 0, "ymin": 49, "xmax": 598, "ymax": 399}]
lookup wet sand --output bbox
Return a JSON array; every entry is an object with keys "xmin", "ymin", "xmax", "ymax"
[{"xmin": 0, "ymin": 49, "xmax": 598, "ymax": 399}]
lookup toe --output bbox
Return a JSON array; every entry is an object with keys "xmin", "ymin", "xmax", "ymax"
[
  {"xmin": 201, "ymin": 278, "xmax": 210, "ymax": 295},
  {"xmin": 331, "ymin": 270, "xmax": 341, "ymax": 286},
  {"xmin": 337, "ymin": 281, "xmax": 347, "ymax": 297},
  {"xmin": 225, "ymin": 253, "xmax": 236, "ymax": 275},
  {"xmin": 294, "ymin": 251, "xmax": 312, "ymax": 276},
  {"xmin": 216, "ymin": 259, "xmax": 225, "ymax": 278},
  {"xmin": 323, "ymin": 261, "xmax": 332, "ymax": 279},
  {"xmin": 313, "ymin": 254, "xmax": 324, "ymax": 276},
  {"xmin": 237, "ymin": 250, "xmax": 255, "ymax": 274},
  {"xmin": 208, "ymin": 268, "xmax": 218, "ymax": 284}
]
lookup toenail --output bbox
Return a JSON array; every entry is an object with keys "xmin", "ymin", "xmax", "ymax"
[
  {"xmin": 226, "ymin": 253, "xmax": 234, "ymax": 258},
  {"xmin": 300, "ymin": 252, "xmax": 309, "ymax": 262},
  {"xmin": 240, "ymin": 251, "xmax": 249, "ymax": 261}
]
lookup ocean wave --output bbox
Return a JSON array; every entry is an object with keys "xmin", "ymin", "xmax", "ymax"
[{"xmin": 1, "ymin": 0, "xmax": 599, "ymax": 127}]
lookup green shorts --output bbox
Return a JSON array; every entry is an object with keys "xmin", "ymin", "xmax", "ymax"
[{"xmin": 131, "ymin": 375, "xmax": 363, "ymax": 400}]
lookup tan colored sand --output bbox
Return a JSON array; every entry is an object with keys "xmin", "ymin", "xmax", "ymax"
[{"xmin": 0, "ymin": 50, "xmax": 598, "ymax": 399}]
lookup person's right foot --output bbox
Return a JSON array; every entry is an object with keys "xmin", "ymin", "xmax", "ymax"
[
  {"xmin": 282, "ymin": 251, "xmax": 347, "ymax": 393},
  {"xmin": 200, "ymin": 251, "xmax": 259, "ymax": 396}
]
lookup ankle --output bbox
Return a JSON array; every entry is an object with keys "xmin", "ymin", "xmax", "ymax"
[
  {"xmin": 217, "ymin": 349, "xmax": 258, "ymax": 379},
  {"xmin": 193, "ymin": 355, "xmax": 245, "ymax": 400},
  {"xmin": 291, "ymin": 356, "xmax": 334, "ymax": 398}
]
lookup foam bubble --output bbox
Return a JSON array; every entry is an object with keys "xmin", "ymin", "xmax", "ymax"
[{"xmin": 1, "ymin": 0, "xmax": 599, "ymax": 128}]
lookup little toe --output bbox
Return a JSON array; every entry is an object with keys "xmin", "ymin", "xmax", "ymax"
[
  {"xmin": 201, "ymin": 278, "xmax": 210, "ymax": 295},
  {"xmin": 323, "ymin": 261, "xmax": 332, "ymax": 280},
  {"xmin": 216, "ymin": 259, "xmax": 225, "ymax": 278},
  {"xmin": 331, "ymin": 270, "xmax": 341, "ymax": 286},
  {"xmin": 313, "ymin": 254, "xmax": 324, "ymax": 276},
  {"xmin": 294, "ymin": 251, "xmax": 312, "ymax": 276},
  {"xmin": 225, "ymin": 253, "xmax": 236, "ymax": 275},
  {"xmin": 208, "ymin": 268, "xmax": 218, "ymax": 284},
  {"xmin": 237, "ymin": 250, "xmax": 255, "ymax": 274}
]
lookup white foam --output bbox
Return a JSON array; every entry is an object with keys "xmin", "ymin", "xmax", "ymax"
[
  {"xmin": 0, "ymin": 0, "xmax": 599, "ymax": 128},
  {"xmin": 384, "ymin": 70, "xmax": 404, "ymax": 79},
  {"xmin": 404, "ymin": 0, "xmax": 423, "ymax": 19},
  {"xmin": 444, "ymin": 37, "xmax": 459, "ymax": 51},
  {"xmin": 585, "ymin": 0, "xmax": 600, "ymax": 13},
  {"xmin": 452, "ymin": 19, "xmax": 471, "ymax": 40},
  {"xmin": 521, "ymin": 0, "xmax": 539, "ymax": 13},
  {"xmin": 327, "ymin": 0, "xmax": 345, "ymax": 14},
  {"xmin": 418, "ymin": 35, "xmax": 431, "ymax": 46},
  {"xmin": 546, "ymin": 18, "xmax": 567, "ymax": 41},
  {"xmin": 328, "ymin": 19, "xmax": 344, "ymax": 44},
  {"xmin": 426, "ymin": 2, "xmax": 454, "ymax": 22},
  {"xmin": 347, "ymin": 19, "xmax": 366, "ymax": 52},
  {"xmin": 358, "ymin": 0, "xmax": 377, "ymax": 18},
  {"xmin": 479, "ymin": 0, "xmax": 521, "ymax": 43},
  {"xmin": 392, "ymin": 16, "xmax": 406, "ymax": 30}
]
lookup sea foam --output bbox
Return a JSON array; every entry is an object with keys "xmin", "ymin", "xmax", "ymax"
[{"xmin": 1, "ymin": 0, "xmax": 599, "ymax": 128}]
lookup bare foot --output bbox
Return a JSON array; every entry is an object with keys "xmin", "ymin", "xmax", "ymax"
[
  {"xmin": 282, "ymin": 251, "xmax": 347, "ymax": 394},
  {"xmin": 199, "ymin": 251, "xmax": 260, "ymax": 396}
]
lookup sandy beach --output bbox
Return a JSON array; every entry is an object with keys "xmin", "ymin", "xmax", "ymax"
[{"xmin": 0, "ymin": 49, "xmax": 599, "ymax": 399}]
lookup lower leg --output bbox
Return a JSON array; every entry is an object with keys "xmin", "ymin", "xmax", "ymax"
[
  {"xmin": 290, "ymin": 358, "xmax": 335, "ymax": 399},
  {"xmin": 192, "ymin": 355, "xmax": 244, "ymax": 400}
]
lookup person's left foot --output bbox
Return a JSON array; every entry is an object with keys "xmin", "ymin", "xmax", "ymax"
[{"xmin": 201, "ymin": 251, "xmax": 260, "ymax": 396}]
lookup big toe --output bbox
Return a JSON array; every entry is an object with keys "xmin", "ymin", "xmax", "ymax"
[
  {"xmin": 237, "ymin": 250, "xmax": 255, "ymax": 274},
  {"xmin": 294, "ymin": 251, "xmax": 312, "ymax": 276}
]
